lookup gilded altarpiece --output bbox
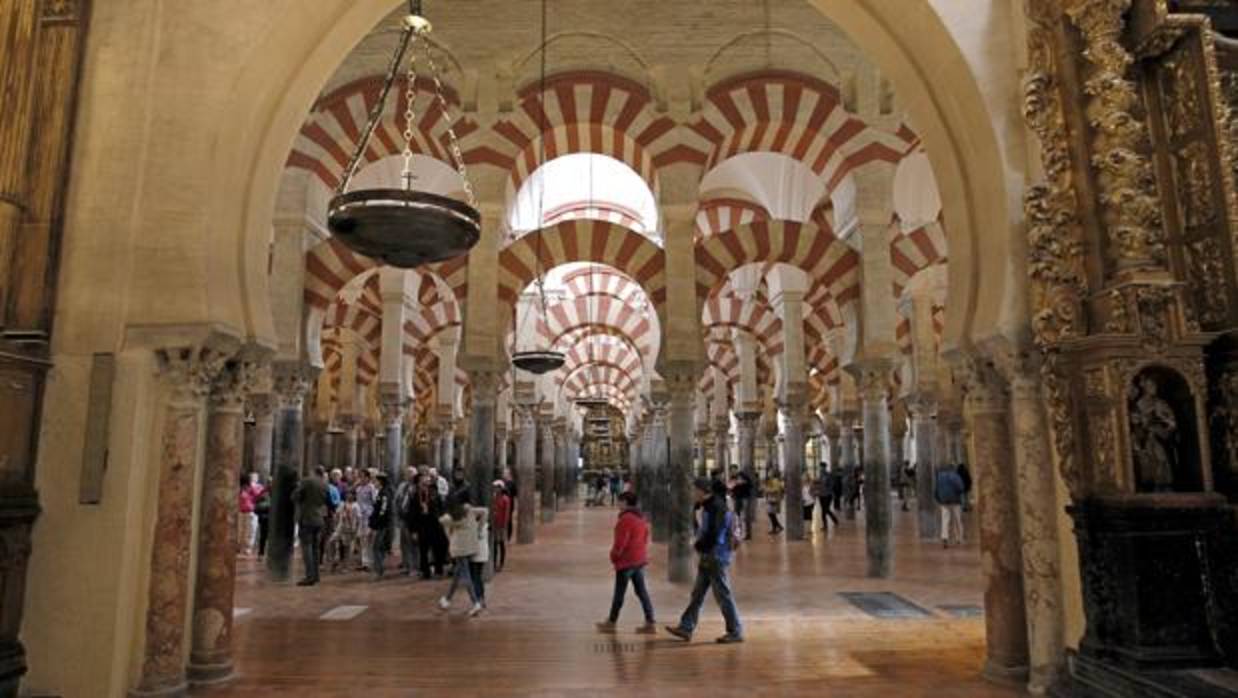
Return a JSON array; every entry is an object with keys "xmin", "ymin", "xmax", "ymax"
[{"xmin": 1025, "ymin": 0, "xmax": 1238, "ymax": 692}]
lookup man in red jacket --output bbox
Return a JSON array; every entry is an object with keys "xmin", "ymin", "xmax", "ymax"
[{"xmin": 597, "ymin": 491, "xmax": 657, "ymax": 633}]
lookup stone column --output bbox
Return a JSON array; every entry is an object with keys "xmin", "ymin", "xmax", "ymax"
[
  {"xmin": 468, "ymin": 372, "xmax": 498, "ymax": 506},
  {"xmin": 780, "ymin": 399, "xmax": 807, "ymax": 541},
  {"xmin": 552, "ymin": 420, "xmax": 567, "ymax": 510},
  {"xmin": 736, "ymin": 412, "xmax": 759, "ymax": 478},
  {"xmin": 515, "ymin": 406, "xmax": 537, "ymax": 544},
  {"xmin": 496, "ymin": 425, "xmax": 509, "ymax": 476},
  {"xmin": 319, "ymin": 430, "xmax": 336, "ymax": 471},
  {"xmin": 439, "ymin": 419, "xmax": 456, "ymax": 476},
  {"xmin": 713, "ymin": 418, "xmax": 730, "ymax": 473},
  {"xmin": 650, "ymin": 401, "xmax": 670, "ymax": 543},
  {"xmin": 635, "ymin": 422, "xmax": 652, "ymax": 515},
  {"xmin": 1008, "ymin": 360, "xmax": 1064, "ymax": 693},
  {"xmin": 379, "ymin": 394, "xmax": 405, "ymax": 484},
  {"xmin": 839, "ymin": 415, "xmax": 858, "ymax": 520},
  {"xmin": 248, "ymin": 394, "xmax": 275, "ymax": 478},
  {"xmin": 538, "ymin": 414, "xmax": 555, "ymax": 523},
  {"xmin": 857, "ymin": 363, "xmax": 894, "ymax": 577},
  {"xmin": 131, "ymin": 347, "xmax": 225, "ymax": 696},
  {"xmin": 962, "ymin": 359, "xmax": 1029, "ymax": 683},
  {"xmin": 909, "ymin": 396, "xmax": 939, "ymax": 539},
  {"xmin": 825, "ymin": 418, "xmax": 841, "ymax": 469},
  {"xmin": 666, "ymin": 372, "xmax": 696, "ymax": 582},
  {"xmin": 266, "ymin": 362, "xmax": 310, "ymax": 582},
  {"xmin": 188, "ymin": 362, "xmax": 252, "ymax": 684},
  {"xmin": 341, "ymin": 417, "xmax": 359, "ymax": 470}
]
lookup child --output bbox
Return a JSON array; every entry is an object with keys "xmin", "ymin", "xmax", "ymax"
[
  {"xmin": 438, "ymin": 494, "xmax": 483, "ymax": 617},
  {"xmin": 596, "ymin": 491, "xmax": 656, "ymax": 634},
  {"xmin": 328, "ymin": 490, "xmax": 361, "ymax": 573},
  {"xmin": 471, "ymin": 503, "xmax": 491, "ymax": 608}
]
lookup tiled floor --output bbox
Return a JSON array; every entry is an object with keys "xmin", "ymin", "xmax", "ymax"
[{"xmin": 200, "ymin": 500, "xmax": 1021, "ymax": 697}]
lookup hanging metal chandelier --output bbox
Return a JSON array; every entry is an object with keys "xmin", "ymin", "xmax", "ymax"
[
  {"xmin": 326, "ymin": 1, "xmax": 480, "ymax": 268},
  {"xmin": 511, "ymin": 0, "xmax": 565, "ymax": 376}
]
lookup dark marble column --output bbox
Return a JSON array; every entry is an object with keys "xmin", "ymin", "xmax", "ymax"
[
  {"xmin": 440, "ymin": 419, "xmax": 456, "ymax": 476},
  {"xmin": 468, "ymin": 372, "xmax": 498, "ymax": 507},
  {"xmin": 319, "ymin": 430, "xmax": 336, "ymax": 472},
  {"xmin": 713, "ymin": 418, "xmax": 730, "ymax": 473},
  {"xmin": 825, "ymin": 419, "xmax": 841, "ymax": 469},
  {"xmin": 496, "ymin": 426, "xmax": 509, "ymax": 478},
  {"xmin": 962, "ymin": 359, "xmax": 1029, "ymax": 683},
  {"xmin": 858, "ymin": 363, "xmax": 893, "ymax": 578},
  {"xmin": 736, "ymin": 412, "xmax": 758, "ymax": 478},
  {"xmin": 341, "ymin": 416, "xmax": 359, "ymax": 470},
  {"xmin": 552, "ymin": 422, "xmax": 567, "ymax": 511},
  {"xmin": 188, "ymin": 362, "xmax": 251, "ymax": 684},
  {"xmin": 131, "ymin": 347, "xmax": 224, "ymax": 697},
  {"xmin": 667, "ymin": 375, "xmax": 696, "ymax": 582},
  {"xmin": 379, "ymin": 395, "xmax": 405, "ymax": 484},
  {"xmin": 650, "ymin": 403, "xmax": 670, "ymax": 543},
  {"xmin": 248, "ymin": 394, "xmax": 274, "ymax": 478},
  {"xmin": 781, "ymin": 399, "xmax": 807, "ymax": 541},
  {"xmin": 515, "ymin": 407, "xmax": 537, "ymax": 543},
  {"xmin": 636, "ymin": 422, "xmax": 653, "ymax": 515},
  {"xmin": 839, "ymin": 416, "xmax": 858, "ymax": 520},
  {"xmin": 909, "ymin": 396, "xmax": 939, "ymax": 539},
  {"xmin": 538, "ymin": 415, "xmax": 555, "ymax": 523},
  {"xmin": 266, "ymin": 362, "xmax": 310, "ymax": 583}
]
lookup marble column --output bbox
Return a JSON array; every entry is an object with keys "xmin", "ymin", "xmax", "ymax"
[
  {"xmin": 781, "ymin": 400, "xmax": 807, "ymax": 541},
  {"xmin": 266, "ymin": 363, "xmax": 310, "ymax": 582},
  {"xmin": 839, "ymin": 416, "xmax": 858, "ymax": 520},
  {"xmin": 636, "ymin": 423, "xmax": 654, "ymax": 515},
  {"xmin": 496, "ymin": 425, "xmax": 509, "ymax": 477},
  {"xmin": 188, "ymin": 362, "xmax": 251, "ymax": 683},
  {"xmin": 538, "ymin": 415, "xmax": 555, "ymax": 523},
  {"xmin": 248, "ymin": 394, "xmax": 275, "ymax": 478},
  {"xmin": 440, "ymin": 420, "xmax": 456, "ymax": 476},
  {"xmin": 909, "ymin": 396, "xmax": 939, "ymax": 540},
  {"xmin": 650, "ymin": 403, "xmax": 670, "ymax": 543},
  {"xmin": 713, "ymin": 418, "xmax": 730, "ymax": 473},
  {"xmin": 1009, "ymin": 362, "xmax": 1064, "ymax": 693},
  {"xmin": 858, "ymin": 363, "xmax": 894, "ymax": 577},
  {"xmin": 131, "ymin": 348, "xmax": 221, "ymax": 696},
  {"xmin": 963, "ymin": 360, "xmax": 1029, "ymax": 683},
  {"xmin": 552, "ymin": 421, "xmax": 567, "ymax": 510},
  {"xmin": 342, "ymin": 417, "xmax": 359, "ymax": 470},
  {"xmin": 515, "ymin": 407, "xmax": 537, "ymax": 544},
  {"xmin": 379, "ymin": 395, "xmax": 405, "ymax": 484},
  {"xmin": 320, "ymin": 430, "xmax": 336, "ymax": 471},
  {"xmin": 667, "ymin": 376, "xmax": 696, "ymax": 582},
  {"xmin": 825, "ymin": 419, "xmax": 841, "ymax": 470},
  {"xmin": 736, "ymin": 412, "xmax": 758, "ymax": 479},
  {"xmin": 469, "ymin": 372, "xmax": 498, "ymax": 507}
]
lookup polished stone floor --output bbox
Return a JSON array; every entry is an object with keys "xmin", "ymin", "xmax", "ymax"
[{"xmin": 199, "ymin": 497, "xmax": 1021, "ymax": 697}]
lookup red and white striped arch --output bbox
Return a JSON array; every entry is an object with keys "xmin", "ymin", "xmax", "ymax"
[
  {"xmin": 285, "ymin": 74, "xmax": 479, "ymax": 192},
  {"xmin": 700, "ymin": 292, "xmax": 784, "ymax": 358},
  {"xmin": 560, "ymin": 363, "xmax": 639, "ymax": 404},
  {"xmin": 695, "ymin": 198, "xmax": 770, "ymax": 242},
  {"xmin": 680, "ymin": 70, "xmax": 906, "ymax": 195},
  {"xmin": 889, "ymin": 223, "xmax": 948, "ymax": 298},
  {"xmin": 498, "ymin": 219, "xmax": 666, "ymax": 312},
  {"xmin": 694, "ymin": 220, "xmax": 858, "ymax": 310},
  {"xmin": 540, "ymin": 295, "xmax": 657, "ymax": 360},
  {"xmin": 305, "ymin": 237, "xmax": 469, "ymax": 313},
  {"xmin": 487, "ymin": 71, "xmax": 677, "ymax": 196}
]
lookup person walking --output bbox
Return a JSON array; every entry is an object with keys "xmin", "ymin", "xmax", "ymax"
[
  {"xmin": 396, "ymin": 467, "xmax": 420, "ymax": 577},
  {"xmin": 814, "ymin": 466, "xmax": 839, "ymax": 530},
  {"xmin": 664, "ymin": 479, "xmax": 743, "ymax": 644},
  {"xmin": 438, "ymin": 493, "xmax": 484, "ymax": 617},
  {"xmin": 412, "ymin": 475, "xmax": 447, "ymax": 578},
  {"xmin": 354, "ymin": 469, "xmax": 377, "ymax": 571},
  {"xmin": 293, "ymin": 466, "xmax": 330, "ymax": 586},
  {"xmin": 935, "ymin": 466, "xmax": 966, "ymax": 548},
  {"xmin": 327, "ymin": 489, "xmax": 361, "ymax": 573},
  {"xmin": 471, "ymin": 499, "xmax": 491, "ymax": 609},
  {"xmin": 491, "ymin": 480, "xmax": 512, "ymax": 572},
  {"xmin": 369, "ymin": 471, "xmax": 394, "ymax": 578},
  {"xmin": 254, "ymin": 475, "xmax": 272, "ymax": 558},
  {"xmin": 801, "ymin": 479, "xmax": 815, "ymax": 526},
  {"xmin": 596, "ymin": 491, "xmax": 657, "ymax": 634},
  {"xmin": 763, "ymin": 471, "xmax": 784, "ymax": 534}
]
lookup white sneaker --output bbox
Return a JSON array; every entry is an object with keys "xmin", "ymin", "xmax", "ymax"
[
  {"xmin": 437, "ymin": 596, "xmax": 450, "ymax": 611},
  {"xmin": 468, "ymin": 602, "xmax": 484, "ymax": 617}
]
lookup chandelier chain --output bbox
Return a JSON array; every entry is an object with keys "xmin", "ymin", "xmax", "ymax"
[
  {"xmin": 424, "ymin": 41, "xmax": 477, "ymax": 209},
  {"xmin": 400, "ymin": 31, "xmax": 421, "ymax": 190}
]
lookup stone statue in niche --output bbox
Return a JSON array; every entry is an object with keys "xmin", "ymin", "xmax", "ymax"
[{"xmin": 1130, "ymin": 375, "xmax": 1179, "ymax": 492}]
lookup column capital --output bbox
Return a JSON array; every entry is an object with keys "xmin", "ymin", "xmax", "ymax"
[
  {"xmin": 273, "ymin": 360, "xmax": 315, "ymax": 408},
  {"xmin": 156, "ymin": 343, "xmax": 235, "ymax": 406},
  {"xmin": 469, "ymin": 369, "xmax": 502, "ymax": 405},
  {"xmin": 208, "ymin": 360, "xmax": 260, "ymax": 413},
  {"xmin": 958, "ymin": 356, "xmax": 1010, "ymax": 416}
]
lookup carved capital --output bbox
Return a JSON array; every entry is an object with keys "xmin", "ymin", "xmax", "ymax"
[
  {"xmin": 208, "ymin": 361, "xmax": 258, "ymax": 412},
  {"xmin": 958, "ymin": 357, "xmax": 1010, "ymax": 416},
  {"xmin": 469, "ymin": 370, "xmax": 501, "ymax": 407},
  {"xmin": 156, "ymin": 345, "xmax": 232, "ymax": 406}
]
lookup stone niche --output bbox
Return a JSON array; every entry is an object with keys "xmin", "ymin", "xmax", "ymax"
[{"xmin": 1127, "ymin": 366, "xmax": 1204, "ymax": 493}]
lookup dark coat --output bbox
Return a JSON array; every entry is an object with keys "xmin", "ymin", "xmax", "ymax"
[{"xmin": 293, "ymin": 475, "xmax": 330, "ymax": 527}]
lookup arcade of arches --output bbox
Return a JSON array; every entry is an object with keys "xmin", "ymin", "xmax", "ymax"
[{"xmin": 0, "ymin": 1, "xmax": 1236, "ymax": 696}]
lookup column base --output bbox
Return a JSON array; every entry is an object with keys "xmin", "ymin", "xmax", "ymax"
[
  {"xmin": 129, "ymin": 679, "xmax": 189, "ymax": 698},
  {"xmin": 186, "ymin": 656, "xmax": 235, "ymax": 685},
  {"xmin": 983, "ymin": 658, "xmax": 1030, "ymax": 686}
]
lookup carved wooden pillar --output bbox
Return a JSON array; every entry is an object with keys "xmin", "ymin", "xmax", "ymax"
[{"xmin": 0, "ymin": 2, "xmax": 88, "ymax": 694}]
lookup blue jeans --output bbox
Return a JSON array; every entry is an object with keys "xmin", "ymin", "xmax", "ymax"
[
  {"xmin": 677, "ymin": 558, "xmax": 742, "ymax": 637},
  {"xmin": 445, "ymin": 555, "xmax": 478, "ymax": 604},
  {"xmin": 608, "ymin": 566, "xmax": 655, "ymax": 623}
]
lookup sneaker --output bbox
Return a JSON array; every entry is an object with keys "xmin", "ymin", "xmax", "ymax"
[
  {"xmin": 664, "ymin": 625, "xmax": 692, "ymax": 641},
  {"xmin": 635, "ymin": 623, "xmax": 657, "ymax": 635},
  {"xmin": 596, "ymin": 620, "xmax": 617, "ymax": 633},
  {"xmin": 437, "ymin": 596, "xmax": 450, "ymax": 611},
  {"xmin": 715, "ymin": 634, "xmax": 744, "ymax": 644},
  {"xmin": 468, "ymin": 602, "xmax": 484, "ymax": 617}
]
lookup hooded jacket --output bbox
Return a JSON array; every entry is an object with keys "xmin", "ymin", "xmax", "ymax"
[{"xmin": 610, "ymin": 509, "xmax": 650, "ymax": 571}]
